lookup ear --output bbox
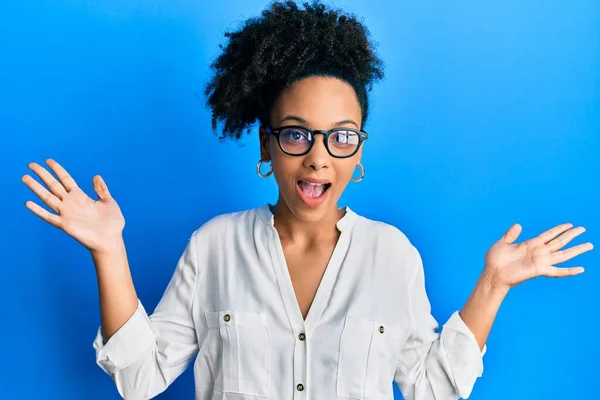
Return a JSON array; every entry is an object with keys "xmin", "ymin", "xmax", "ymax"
[{"xmin": 259, "ymin": 126, "xmax": 271, "ymax": 161}]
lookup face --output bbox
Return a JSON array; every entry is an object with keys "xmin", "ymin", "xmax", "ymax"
[{"xmin": 259, "ymin": 75, "xmax": 364, "ymax": 223}]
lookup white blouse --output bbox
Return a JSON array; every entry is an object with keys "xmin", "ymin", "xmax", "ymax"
[{"xmin": 93, "ymin": 204, "xmax": 486, "ymax": 400}]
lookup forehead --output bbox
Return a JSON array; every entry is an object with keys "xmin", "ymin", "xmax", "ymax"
[{"xmin": 270, "ymin": 76, "xmax": 362, "ymax": 128}]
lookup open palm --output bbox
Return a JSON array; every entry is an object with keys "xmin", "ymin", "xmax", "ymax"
[
  {"xmin": 22, "ymin": 159, "xmax": 125, "ymax": 254},
  {"xmin": 484, "ymin": 223, "xmax": 593, "ymax": 289}
]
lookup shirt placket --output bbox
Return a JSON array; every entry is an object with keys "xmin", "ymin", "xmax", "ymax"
[{"xmin": 266, "ymin": 223, "xmax": 352, "ymax": 400}]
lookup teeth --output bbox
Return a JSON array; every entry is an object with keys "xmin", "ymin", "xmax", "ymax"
[{"xmin": 306, "ymin": 182, "xmax": 324, "ymax": 187}]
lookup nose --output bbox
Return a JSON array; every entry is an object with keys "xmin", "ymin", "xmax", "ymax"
[{"xmin": 302, "ymin": 132, "xmax": 330, "ymax": 170}]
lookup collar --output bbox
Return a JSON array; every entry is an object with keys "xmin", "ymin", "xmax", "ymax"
[{"xmin": 257, "ymin": 203, "xmax": 357, "ymax": 232}]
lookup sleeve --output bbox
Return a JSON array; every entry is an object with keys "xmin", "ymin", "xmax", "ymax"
[
  {"xmin": 92, "ymin": 230, "xmax": 202, "ymax": 400},
  {"xmin": 394, "ymin": 245, "xmax": 486, "ymax": 400}
]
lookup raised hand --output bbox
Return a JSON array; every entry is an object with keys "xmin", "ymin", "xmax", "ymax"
[
  {"xmin": 483, "ymin": 223, "xmax": 594, "ymax": 290},
  {"xmin": 22, "ymin": 159, "xmax": 125, "ymax": 255}
]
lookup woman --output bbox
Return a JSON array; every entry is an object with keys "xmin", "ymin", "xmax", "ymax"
[{"xmin": 21, "ymin": 1, "xmax": 592, "ymax": 399}]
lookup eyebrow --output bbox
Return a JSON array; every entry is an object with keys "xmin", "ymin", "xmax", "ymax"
[{"xmin": 278, "ymin": 115, "xmax": 359, "ymax": 129}]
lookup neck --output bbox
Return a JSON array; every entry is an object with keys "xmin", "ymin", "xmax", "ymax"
[{"xmin": 271, "ymin": 198, "xmax": 344, "ymax": 245}]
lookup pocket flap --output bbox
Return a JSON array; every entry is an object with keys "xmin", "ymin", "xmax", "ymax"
[
  {"xmin": 204, "ymin": 310, "xmax": 267, "ymax": 328},
  {"xmin": 343, "ymin": 315, "xmax": 405, "ymax": 341}
]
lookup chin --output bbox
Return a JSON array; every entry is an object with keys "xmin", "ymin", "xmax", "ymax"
[{"xmin": 293, "ymin": 203, "xmax": 332, "ymax": 222}]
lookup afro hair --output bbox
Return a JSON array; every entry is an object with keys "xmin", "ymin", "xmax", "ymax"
[{"xmin": 204, "ymin": 0, "xmax": 384, "ymax": 141}]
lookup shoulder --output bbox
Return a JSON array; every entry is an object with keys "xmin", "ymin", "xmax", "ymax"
[
  {"xmin": 353, "ymin": 213, "xmax": 414, "ymax": 251},
  {"xmin": 188, "ymin": 206, "xmax": 264, "ymax": 244},
  {"xmin": 352, "ymin": 212, "xmax": 422, "ymax": 270}
]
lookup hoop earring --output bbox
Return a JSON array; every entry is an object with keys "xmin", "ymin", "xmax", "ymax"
[
  {"xmin": 351, "ymin": 163, "xmax": 364, "ymax": 182},
  {"xmin": 257, "ymin": 160, "xmax": 273, "ymax": 178}
]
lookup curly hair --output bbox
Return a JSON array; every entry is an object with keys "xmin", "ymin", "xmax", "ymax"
[{"xmin": 204, "ymin": 0, "xmax": 385, "ymax": 141}]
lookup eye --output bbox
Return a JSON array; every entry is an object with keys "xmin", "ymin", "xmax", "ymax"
[
  {"xmin": 282, "ymin": 128, "xmax": 310, "ymax": 142},
  {"xmin": 334, "ymin": 133, "xmax": 348, "ymax": 144},
  {"xmin": 330, "ymin": 130, "xmax": 358, "ymax": 146}
]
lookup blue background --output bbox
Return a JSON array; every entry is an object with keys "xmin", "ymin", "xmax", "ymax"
[{"xmin": 1, "ymin": 1, "xmax": 598, "ymax": 399}]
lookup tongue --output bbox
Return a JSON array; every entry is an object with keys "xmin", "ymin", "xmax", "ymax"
[{"xmin": 300, "ymin": 182, "xmax": 325, "ymax": 198}]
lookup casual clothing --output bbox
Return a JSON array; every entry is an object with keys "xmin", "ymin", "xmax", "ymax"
[{"xmin": 93, "ymin": 204, "xmax": 485, "ymax": 399}]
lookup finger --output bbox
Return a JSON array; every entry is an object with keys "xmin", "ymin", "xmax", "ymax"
[
  {"xmin": 27, "ymin": 162, "xmax": 68, "ymax": 200},
  {"xmin": 21, "ymin": 174, "xmax": 62, "ymax": 212},
  {"xmin": 551, "ymin": 242, "xmax": 594, "ymax": 264},
  {"xmin": 24, "ymin": 200, "xmax": 62, "ymax": 228},
  {"xmin": 541, "ymin": 266, "xmax": 585, "ymax": 278},
  {"xmin": 93, "ymin": 175, "xmax": 112, "ymax": 201},
  {"xmin": 502, "ymin": 223, "xmax": 522, "ymax": 244},
  {"xmin": 546, "ymin": 226, "xmax": 586, "ymax": 252},
  {"xmin": 538, "ymin": 223, "xmax": 574, "ymax": 244},
  {"xmin": 46, "ymin": 159, "xmax": 79, "ymax": 192}
]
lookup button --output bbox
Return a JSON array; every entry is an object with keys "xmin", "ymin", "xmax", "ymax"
[
  {"xmin": 223, "ymin": 314, "xmax": 231, "ymax": 322},
  {"xmin": 296, "ymin": 383, "xmax": 304, "ymax": 391},
  {"xmin": 298, "ymin": 333, "xmax": 306, "ymax": 341},
  {"xmin": 379, "ymin": 325, "xmax": 385, "ymax": 334}
]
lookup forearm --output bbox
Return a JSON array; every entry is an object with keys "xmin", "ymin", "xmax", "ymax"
[
  {"xmin": 91, "ymin": 238, "xmax": 139, "ymax": 342},
  {"xmin": 458, "ymin": 272, "xmax": 509, "ymax": 351}
]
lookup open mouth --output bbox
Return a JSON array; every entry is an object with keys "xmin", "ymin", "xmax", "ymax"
[{"xmin": 297, "ymin": 180, "xmax": 332, "ymax": 199}]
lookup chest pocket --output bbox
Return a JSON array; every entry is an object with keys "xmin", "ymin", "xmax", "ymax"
[
  {"xmin": 337, "ymin": 315, "xmax": 407, "ymax": 399},
  {"xmin": 204, "ymin": 310, "xmax": 271, "ymax": 397}
]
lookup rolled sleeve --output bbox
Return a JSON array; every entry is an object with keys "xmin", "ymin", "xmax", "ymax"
[{"xmin": 93, "ymin": 300, "xmax": 156, "ymax": 375}]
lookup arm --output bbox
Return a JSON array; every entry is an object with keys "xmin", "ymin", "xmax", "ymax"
[
  {"xmin": 21, "ymin": 159, "xmax": 203, "ymax": 399},
  {"xmin": 458, "ymin": 273, "xmax": 508, "ymax": 352},
  {"xmin": 395, "ymin": 222, "xmax": 592, "ymax": 400},
  {"xmin": 394, "ymin": 246, "xmax": 485, "ymax": 400},
  {"xmin": 91, "ymin": 239, "xmax": 139, "ymax": 342},
  {"xmin": 93, "ymin": 231, "xmax": 201, "ymax": 399}
]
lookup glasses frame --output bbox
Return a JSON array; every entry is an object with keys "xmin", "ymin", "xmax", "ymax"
[{"xmin": 265, "ymin": 125, "xmax": 368, "ymax": 159}]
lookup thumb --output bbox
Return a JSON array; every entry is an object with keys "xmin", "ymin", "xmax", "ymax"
[
  {"xmin": 502, "ymin": 223, "xmax": 522, "ymax": 244},
  {"xmin": 93, "ymin": 175, "xmax": 112, "ymax": 201}
]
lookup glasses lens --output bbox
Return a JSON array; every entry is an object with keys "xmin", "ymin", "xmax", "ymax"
[
  {"xmin": 279, "ymin": 127, "xmax": 312, "ymax": 155},
  {"xmin": 328, "ymin": 130, "xmax": 360, "ymax": 157}
]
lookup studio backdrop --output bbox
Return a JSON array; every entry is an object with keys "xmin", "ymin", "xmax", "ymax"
[{"xmin": 1, "ymin": 0, "xmax": 598, "ymax": 399}]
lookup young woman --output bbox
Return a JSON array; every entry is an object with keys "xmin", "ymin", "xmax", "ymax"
[{"xmin": 21, "ymin": 1, "xmax": 592, "ymax": 399}]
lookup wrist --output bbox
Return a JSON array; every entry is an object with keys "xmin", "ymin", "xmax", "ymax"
[
  {"xmin": 480, "ymin": 268, "xmax": 511, "ymax": 296},
  {"xmin": 89, "ymin": 237, "xmax": 126, "ymax": 259}
]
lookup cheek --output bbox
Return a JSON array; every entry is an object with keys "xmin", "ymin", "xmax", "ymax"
[
  {"xmin": 271, "ymin": 152, "xmax": 300, "ymax": 183},
  {"xmin": 337, "ymin": 161, "xmax": 359, "ymax": 182}
]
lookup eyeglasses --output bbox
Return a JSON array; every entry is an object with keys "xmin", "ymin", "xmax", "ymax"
[{"xmin": 265, "ymin": 125, "xmax": 368, "ymax": 158}]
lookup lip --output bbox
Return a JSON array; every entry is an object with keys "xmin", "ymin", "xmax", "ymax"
[{"xmin": 296, "ymin": 179, "xmax": 331, "ymax": 208}]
